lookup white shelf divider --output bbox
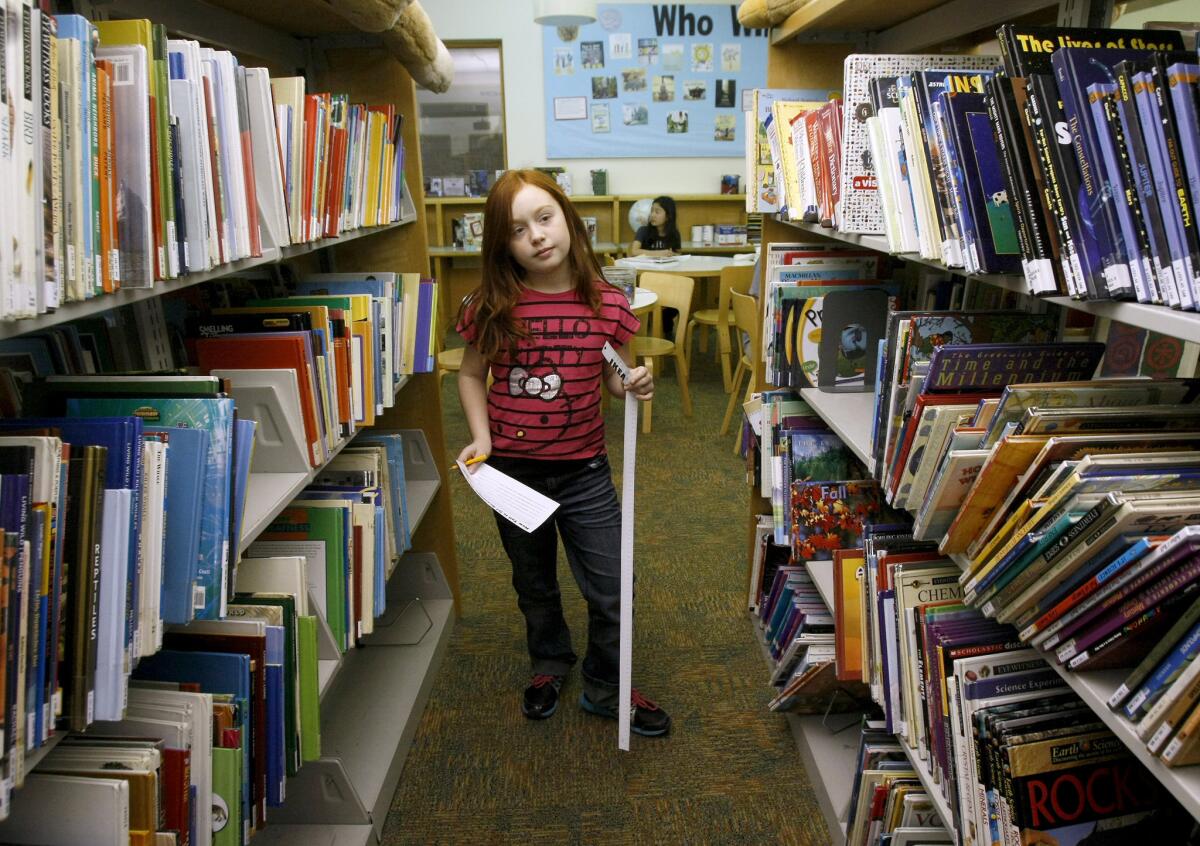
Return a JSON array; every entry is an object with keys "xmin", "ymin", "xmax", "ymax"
[
  {"xmin": 798, "ymin": 389, "xmax": 876, "ymax": 473},
  {"xmin": 785, "ymin": 713, "xmax": 859, "ymax": 846},
  {"xmin": 804, "ymin": 560, "xmax": 837, "ymax": 612}
]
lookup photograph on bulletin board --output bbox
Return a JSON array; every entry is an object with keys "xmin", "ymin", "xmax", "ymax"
[{"xmin": 543, "ymin": 4, "xmax": 769, "ymax": 158}]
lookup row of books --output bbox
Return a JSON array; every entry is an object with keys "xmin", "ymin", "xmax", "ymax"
[
  {"xmin": 842, "ymin": 522, "xmax": 1196, "ymax": 846},
  {"xmin": 749, "ymin": 25, "xmax": 1200, "ymax": 312},
  {"xmin": 0, "ymin": 552, "xmax": 326, "ymax": 845},
  {"xmin": 846, "ymin": 722, "xmax": 950, "ymax": 846},
  {"xmin": 0, "ymin": 12, "xmax": 409, "ymax": 320}
]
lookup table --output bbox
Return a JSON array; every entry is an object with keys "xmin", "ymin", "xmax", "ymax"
[
  {"xmin": 615, "ymin": 254, "xmax": 750, "ymax": 279},
  {"xmin": 630, "ymin": 288, "xmax": 657, "ymax": 314}
]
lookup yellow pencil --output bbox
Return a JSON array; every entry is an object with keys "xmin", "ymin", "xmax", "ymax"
[{"xmin": 451, "ymin": 454, "xmax": 488, "ymax": 472}]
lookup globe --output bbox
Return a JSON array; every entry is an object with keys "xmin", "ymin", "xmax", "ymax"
[{"xmin": 628, "ymin": 198, "xmax": 654, "ymax": 232}]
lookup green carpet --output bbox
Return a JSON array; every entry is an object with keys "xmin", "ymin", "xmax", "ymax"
[{"xmin": 381, "ymin": 336, "xmax": 827, "ymax": 845}]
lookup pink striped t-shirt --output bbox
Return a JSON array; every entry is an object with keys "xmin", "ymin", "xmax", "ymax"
[{"xmin": 457, "ymin": 284, "xmax": 639, "ymax": 460}]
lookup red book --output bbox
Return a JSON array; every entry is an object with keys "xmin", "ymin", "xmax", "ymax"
[
  {"xmin": 301, "ymin": 95, "xmax": 319, "ymax": 242},
  {"xmin": 160, "ymin": 746, "xmax": 191, "ymax": 846}
]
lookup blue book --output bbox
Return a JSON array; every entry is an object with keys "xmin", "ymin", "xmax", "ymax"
[
  {"xmin": 30, "ymin": 506, "xmax": 47, "ymax": 747},
  {"xmin": 945, "ymin": 91, "xmax": 1022, "ymax": 274},
  {"xmin": 133, "ymin": 649, "xmax": 252, "ymax": 834},
  {"xmin": 145, "ymin": 426, "xmax": 209, "ymax": 623},
  {"xmin": 1088, "ymin": 81, "xmax": 1155, "ymax": 302},
  {"xmin": 1124, "ymin": 614, "xmax": 1200, "ymax": 721},
  {"xmin": 263, "ymin": 625, "xmax": 285, "ymax": 806},
  {"xmin": 1052, "ymin": 47, "xmax": 1150, "ymax": 299},
  {"xmin": 355, "ymin": 433, "xmax": 410, "ymax": 551},
  {"xmin": 414, "ymin": 279, "xmax": 435, "ymax": 373},
  {"xmin": 229, "ymin": 418, "xmax": 257, "ymax": 564},
  {"xmin": 67, "ymin": 398, "xmax": 234, "ymax": 620},
  {"xmin": 374, "ymin": 505, "xmax": 386, "ymax": 617}
]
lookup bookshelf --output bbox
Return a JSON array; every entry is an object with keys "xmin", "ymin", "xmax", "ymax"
[
  {"xmin": 425, "ymin": 193, "xmax": 748, "ymax": 331},
  {"xmin": 0, "ymin": 2, "xmax": 463, "ymax": 844},
  {"xmin": 749, "ymin": 1, "xmax": 1200, "ymax": 841}
]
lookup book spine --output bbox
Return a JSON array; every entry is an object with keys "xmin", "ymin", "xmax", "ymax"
[
  {"xmin": 1027, "ymin": 75, "xmax": 1088, "ymax": 297},
  {"xmin": 1069, "ymin": 580, "xmax": 1199, "ymax": 672},
  {"xmin": 1020, "ymin": 538, "xmax": 1150, "ymax": 640},
  {"xmin": 988, "ymin": 80, "xmax": 1042, "ymax": 287},
  {"xmin": 1054, "ymin": 53, "xmax": 1135, "ymax": 299},
  {"xmin": 1089, "ymin": 83, "xmax": 1155, "ymax": 302},
  {"xmin": 1109, "ymin": 590, "xmax": 1200, "ymax": 711},
  {"xmin": 1038, "ymin": 537, "xmax": 1200, "ymax": 651},
  {"xmin": 1152, "ymin": 58, "xmax": 1200, "ymax": 308},
  {"xmin": 1135, "ymin": 69, "xmax": 1197, "ymax": 309},
  {"xmin": 1122, "ymin": 614, "xmax": 1200, "ymax": 721},
  {"xmin": 1115, "ymin": 62, "xmax": 1179, "ymax": 305}
]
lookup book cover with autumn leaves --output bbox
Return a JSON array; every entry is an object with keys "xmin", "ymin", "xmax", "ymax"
[{"xmin": 791, "ymin": 480, "xmax": 888, "ymax": 561}]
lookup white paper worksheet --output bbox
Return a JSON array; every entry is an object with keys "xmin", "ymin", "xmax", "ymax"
[{"xmin": 457, "ymin": 461, "xmax": 559, "ymax": 532}]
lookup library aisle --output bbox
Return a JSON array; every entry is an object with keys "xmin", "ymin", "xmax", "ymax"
[{"xmin": 381, "ymin": 351, "xmax": 825, "ymax": 844}]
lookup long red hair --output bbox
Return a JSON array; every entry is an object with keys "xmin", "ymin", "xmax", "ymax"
[{"xmin": 461, "ymin": 169, "xmax": 605, "ymax": 360}]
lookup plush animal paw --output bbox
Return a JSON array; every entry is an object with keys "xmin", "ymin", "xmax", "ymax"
[{"xmin": 736, "ymin": 0, "xmax": 809, "ymax": 28}]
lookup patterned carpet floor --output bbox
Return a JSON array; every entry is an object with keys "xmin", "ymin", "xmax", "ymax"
[{"xmin": 380, "ymin": 333, "xmax": 827, "ymax": 845}]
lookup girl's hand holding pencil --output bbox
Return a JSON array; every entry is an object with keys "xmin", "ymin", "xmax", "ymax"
[{"xmin": 455, "ymin": 438, "xmax": 491, "ymax": 474}]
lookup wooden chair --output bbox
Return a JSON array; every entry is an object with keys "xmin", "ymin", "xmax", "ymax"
[
  {"xmin": 683, "ymin": 264, "xmax": 754, "ymax": 392},
  {"xmin": 437, "ymin": 347, "xmax": 464, "ymax": 389},
  {"xmin": 631, "ymin": 272, "xmax": 694, "ymax": 434},
  {"xmin": 721, "ymin": 290, "xmax": 760, "ymax": 451}
]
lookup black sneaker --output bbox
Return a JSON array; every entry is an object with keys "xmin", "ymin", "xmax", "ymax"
[
  {"xmin": 522, "ymin": 674, "xmax": 563, "ymax": 720},
  {"xmin": 580, "ymin": 689, "xmax": 672, "ymax": 737}
]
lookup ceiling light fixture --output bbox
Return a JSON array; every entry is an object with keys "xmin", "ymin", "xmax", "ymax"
[{"xmin": 533, "ymin": 0, "xmax": 597, "ymax": 26}]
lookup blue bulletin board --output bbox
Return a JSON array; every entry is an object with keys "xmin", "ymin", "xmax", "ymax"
[{"xmin": 543, "ymin": 4, "xmax": 768, "ymax": 158}]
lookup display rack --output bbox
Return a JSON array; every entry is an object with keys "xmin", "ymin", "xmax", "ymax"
[{"xmin": 750, "ymin": 1, "xmax": 1200, "ymax": 840}]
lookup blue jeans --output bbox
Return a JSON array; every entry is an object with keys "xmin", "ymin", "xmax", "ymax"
[{"xmin": 488, "ymin": 454, "xmax": 622, "ymax": 709}]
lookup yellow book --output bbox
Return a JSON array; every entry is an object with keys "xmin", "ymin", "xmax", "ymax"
[
  {"xmin": 771, "ymin": 100, "xmax": 824, "ymax": 221},
  {"xmin": 940, "ymin": 435, "xmax": 1049, "ymax": 554},
  {"xmin": 364, "ymin": 113, "xmax": 384, "ymax": 227},
  {"xmin": 270, "ymin": 77, "xmax": 306, "ymax": 243}
]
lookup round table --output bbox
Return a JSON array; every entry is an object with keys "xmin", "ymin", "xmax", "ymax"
[
  {"xmin": 630, "ymin": 288, "xmax": 658, "ymax": 314},
  {"xmin": 615, "ymin": 254, "xmax": 753, "ymax": 279}
]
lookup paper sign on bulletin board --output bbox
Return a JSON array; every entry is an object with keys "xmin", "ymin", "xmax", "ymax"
[{"xmin": 543, "ymin": 4, "xmax": 769, "ymax": 159}]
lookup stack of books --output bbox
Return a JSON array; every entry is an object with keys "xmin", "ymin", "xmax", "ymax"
[{"xmin": 748, "ymin": 23, "xmax": 1200, "ymax": 312}]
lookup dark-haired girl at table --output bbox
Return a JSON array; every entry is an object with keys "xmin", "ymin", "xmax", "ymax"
[{"xmin": 630, "ymin": 196, "xmax": 681, "ymax": 256}]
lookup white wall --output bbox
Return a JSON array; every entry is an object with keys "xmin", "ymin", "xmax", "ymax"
[{"xmin": 421, "ymin": 0, "xmax": 748, "ymax": 195}]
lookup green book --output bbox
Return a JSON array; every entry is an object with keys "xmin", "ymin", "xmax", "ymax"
[
  {"xmin": 211, "ymin": 744, "xmax": 242, "ymax": 846},
  {"xmin": 151, "ymin": 24, "xmax": 177, "ymax": 276},
  {"xmin": 297, "ymin": 614, "xmax": 322, "ymax": 762},
  {"xmin": 231, "ymin": 595, "xmax": 300, "ymax": 776}
]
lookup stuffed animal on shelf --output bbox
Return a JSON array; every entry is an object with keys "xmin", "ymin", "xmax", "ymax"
[
  {"xmin": 736, "ymin": 0, "xmax": 809, "ymax": 28},
  {"xmin": 322, "ymin": 0, "xmax": 454, "ymax": 92}
]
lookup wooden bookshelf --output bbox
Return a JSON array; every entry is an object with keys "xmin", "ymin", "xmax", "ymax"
[
  {"xmin": 425, "ymin": 194, "xmax": 748, "ymax": 333},
  {"xmin": 4, "ymin": 3, "xmax": 463, "ymax": 842}
]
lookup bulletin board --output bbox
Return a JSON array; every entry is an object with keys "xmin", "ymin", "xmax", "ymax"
[{"xmin": 543, "ymin": 4, "xmax": 768, "ymax": 158}]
